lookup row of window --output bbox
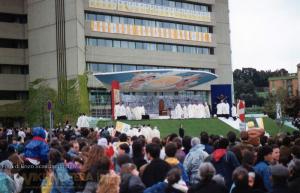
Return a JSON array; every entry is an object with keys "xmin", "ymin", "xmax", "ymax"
[
  {"xmin": 126, "ymin": 0, "xmax": 210, "ymax": 12},
  {"xmin": 0, "ymin": 65, "xmax": 29, "ymax": 75},
  {"xmin": 0, "ymin": 12, "xmax": 27, "ymax": 24},
  {"xmin": 0, "ymin": 91, "xmax": 28, "ymax": 100},
  {"xmin": 0, "ymin": 38, "xmax": 28, "ymax": 49},
  {"xmin": 85, "ymin": 13, "xmax": 211, "ymax": 33},
  {"xmin": 87, "ymin": 62, "xmax": 215, "ymax": 73},
  {"xmin": 86, "ymin": 38, "xmax": 212, "ymax": 55}
]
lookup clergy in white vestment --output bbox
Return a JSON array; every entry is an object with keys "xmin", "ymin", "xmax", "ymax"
[
  {"xmin": 125, "ymin": 106, "xmax": 132, "ymax": 120},
  {"xmin": 183, "ymin": 105, "xmax": 188, "ymax": 119},
  {"xmin": 120, "ymin": 104, "xmax": 127, "ymax": 117},
  {"xmin": 204, "ymin": 102, "xmax": 211, "ymax": 118},
  {"xmin": 192, "ymin": 104, "xmax": 198, "ymax": 118},
  {"xmin": 152, "ymin": 126, "xmax": 160, "ymax": 139},
  {"xmin": 114, "ymin": 104, "xmax": 121, "ymax": 119},
  {"xmin": 77, "ymin": 114, "xmax": 90, "ymax": 128},
  {"xmin": 187, "ymin": 104, "xmax": 194, "ymax": 118},
  {"xmin": 224, "ymin": 101, "xmax": 230, "ymax": 118},
  {"xmin": 198, "ymin": 103, "xmax": 206, "ymax": 118},
  {"xmin": 175, "ymin": 104, "xmax": 183, "ymax": 119},
  {"xmin": 216, "ymin": 102, "xmax": 222, "ymax": 117}
]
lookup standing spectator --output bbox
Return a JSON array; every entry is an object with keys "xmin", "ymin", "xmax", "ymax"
[
  {"xmin": 288, "ymin": 159, "xmax": 300, "ymax": 193},
  {"xmin": 254, "ymin": 145, "xmax": 273, "ymax": 192},
  {"xmin": 67, "ymin": 140, "xmax": 80, "ymax": 158},
  {"xmin": 231, "ymin": 167, "xmax": 264, "ymax": 193},
  {"xmin": 144, "ymin": 167, "xmax": 188, "ymax": 193},
  {"xmin": 182, "ymin": 136, "xmax": 192, "ymax": 155},
  {"xmin": 0, "ymin": 160, "xmax": 16, "ymax": 193},
  {"xmin": 279, "ymin": 136, "xmax": 292, "ymax": 166},
  {"xmin": 141, "ymin": 143, "xmax": 171, "ymax": 187},
  {"xmin": 173, "ymin": 137, "xmax": 186, "ymax": 163},
  {"xmin": 271, "ymin": 145, "xmax": 280, "ymax": 165},
  {"xmin": 184, "ymin": 137, "xmax": 208, "ymax": 185},
  {"xmin": 179, "ymin": 124, "xmax": 185, "ymax": 139},
  {"xmin": 96, "ymin": 172, "xmax": 120, "ymax": 193},
  {"xmin": 270, "ymin": 164, "xmax": 293, "ymax": 193},
  {"xmin": 49, "ymin": 148, "xmax": 74, "ymax": 193},
  {"xmin": 119, "ymin": 163, "xmax": 145, "ymax": 193},
  {"xmin": 21, "ymin": 127, "xmax": 49, "ymax": 193},
  {"xmin": 132, "ymin": 139, "xmax": 147, "ymax": 171},
  {"xmin": 209, "ymin": 137, "xmax": 240, "ymax": 188},
  {"xmin": 188, "ymin": 162, "xmax": 227, "ymax": 193},
  {"xmin": 200, "ymin": 132, "xmax": 214, "ymax": 154},
  {"xmin": 165, "ymin": 142, "xmax": 189, "ymax": 184}
]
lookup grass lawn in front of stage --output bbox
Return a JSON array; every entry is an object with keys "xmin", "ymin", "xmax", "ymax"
[
  {"xmin": 98, "ymin": 118, "xmax": 238, "ymax": 137},
  {"xmin": 256, "ymin": 117, "xmax": 295, "ymax": 136},
  {"xmin": 97, "ymin": 117, "xmax": 296, "ymax": 138}
]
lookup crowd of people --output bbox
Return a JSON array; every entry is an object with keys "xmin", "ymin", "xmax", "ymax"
[{"xmin": 0, "ymin": 125, "xmax": 299, "ymax": 193}]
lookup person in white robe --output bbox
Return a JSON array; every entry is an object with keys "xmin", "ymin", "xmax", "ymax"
[
  {"xmin": 114, "ymin": 104, "xmax": 121, "ymax": 119},
  {"xmin": 175, "ymin": 104, "xmax": 183, "ymax": 119},
  {"xmin": 125, "ymin": 106, "xmax": 132, "ymax": 120},
  {"xmin": 183, "ymin": 105, "xmax": 188, "ymax": 119},
  {"xmin": 152, "ymin": 126, "xmax": 160, "ymax": 139},
  {"xmin": 204, "ymin": 102, "xmax": 211, "ymax": 118},
  {"xmin": 120, "ymin": 104, "xmax": 127, "ymax": 117},
  {"xmin": 224, "ymin": 101, "xmax": 230, "ymax": 118},
  {"xmin": 198, "ymin": 103, "xmax": 206, "ymax": 118},
  {"xmin": 216, "ymin": 102, "xmax": 222, "ymax": 117},
  {"xmin": 187, "ymin": 104, "xmax": 194, "ymax": 118},
  {"xmin": 192, "ymin": 103, "xmax": 198, "ymax": 118}
]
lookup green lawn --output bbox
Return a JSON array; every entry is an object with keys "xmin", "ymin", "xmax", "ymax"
[
  {"xmin": 259, "ymin": 117, "xmax": 295, "ymax": 136},
  {"xmin": 97, "ymin": 118, "xmax": 238, "ymax": 137},
  {"xmin": 98, "ymin": 117, "xmax": 296, "ymax": 138}
]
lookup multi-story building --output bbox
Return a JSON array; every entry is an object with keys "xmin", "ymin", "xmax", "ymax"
[
  {"xmin": 268, "ymin": 64, "xmax": 300, "ymax": 97},
  {"xmin": 0, "ymin": 0, "xmax": 232, "ymax": 126}
]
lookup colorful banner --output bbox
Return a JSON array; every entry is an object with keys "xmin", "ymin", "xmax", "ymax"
[
  {"xmin": 91, "ymin": 21, "xmax": 212, "ymax": 43},
  {"xmin": 89, "ymin": 0, "xmax": 211, "ymax": 23},
  {"xmin": 115, "ymin": 121, "xmax": 131, "ymax": 133}
]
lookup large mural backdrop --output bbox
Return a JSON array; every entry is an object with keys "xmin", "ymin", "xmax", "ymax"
[{"xmin": 94, "ymin": 69, "xmax": 217, "ymax": 92}]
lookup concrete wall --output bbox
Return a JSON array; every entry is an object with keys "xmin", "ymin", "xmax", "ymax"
[
  {"xmin": 0, "ymin": 74, "xmax": 29, "ymax": 90},
  {"xmin": 0, "ymin": 0, "xmax": 26, "ymax": 14},
  {"xmin": 65, "ymin": 0, "xmax": 86, "ymax": 78},
  {"xmin": 213, "ymin": 0, "xmax": 233, "ymax": 86},
  {"xmin": 0, "ymin": 48, "xmax": 28, "ymax": 65},
  {"xmin": 0, "ymin": 22, "xmax": 27, "ymax": 39},
  {"xmin": 86, "ymin": 46, "xmax": 217, "ymax": 69},
  {"xmin": 27, "ymin": 0, "xmax": 58, "ymax": 89}
]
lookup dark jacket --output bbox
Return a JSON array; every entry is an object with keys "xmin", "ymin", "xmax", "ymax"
[
  {"xmin": 254, "ymin": 161, "xmax": 272, "ymax": 192},
  {"xmin": 270, "ymin": 184, "xmax": 293, "ymax": 193},
  {"xmin": 144, "ymin": 181, "xmax": 187, "ymax": 193},
  {"xmin": 288, "ymin": 172, "xmax": 300, "ymax": 193},
  {"xmin": 142, "ymin": 158, "xmax": 171, "ymax": 188},
  {"xmin": 133, "ymin": 156, "xmax": 147, "ymax": 171},
  {"xmin": 209, "ymin": 149, "xmax": 240, "ymax": 189},
  {"xmin": 120, "ymin": 173, "xmax": 145, "ymax": 193},
  {"xmin": 187, "ymin": 180, "xmax": 227, "ymax": 193}
]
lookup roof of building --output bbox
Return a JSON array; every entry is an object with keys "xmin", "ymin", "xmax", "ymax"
[{"xmin": 268, "ymin": 74, "xmax": 297, "ymax": 81}]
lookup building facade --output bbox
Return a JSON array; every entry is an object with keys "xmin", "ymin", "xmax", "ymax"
[
  {"xmin": 0, "ymin": 0, "xmax": 232, "ymax": 125},
  {"xmin": 269, "ymin": 74, "xmax": 298, "ymax": 97}
]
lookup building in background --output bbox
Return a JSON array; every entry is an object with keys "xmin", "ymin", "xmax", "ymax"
[
  {"xmin": 0, "ymin": 0, "xmax": 232, "ymax": 126},
  {"xmin": 268, "ymin": 64, "xmax": 300, "ymax": 97}
]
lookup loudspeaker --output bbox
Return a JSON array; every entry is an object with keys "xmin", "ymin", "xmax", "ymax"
[{"xmin": 142, "ymin": 115, "xmax": 150, "ymax": 120}]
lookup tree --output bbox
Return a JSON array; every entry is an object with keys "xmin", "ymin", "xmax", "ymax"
[
  {"xmin": 264, "ymin": 88, "xmax": 288, "ymax": 119},
  {"xmin": 25, "ymin": 75, "xmax": 90, "ymax": 127},
  {"xmin": 285, "ymin": 96, "xmax": 300, "ymax": 118}
]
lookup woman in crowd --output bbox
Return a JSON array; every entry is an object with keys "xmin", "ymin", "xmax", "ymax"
[
  {"xmin": 144, "ymin": 168, "xmax": 188, "ymax": 193},
  {"xmin": 187, "ymin": 162, "xmax": 226, "ymax": 193}
]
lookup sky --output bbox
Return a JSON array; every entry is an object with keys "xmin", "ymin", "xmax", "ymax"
[{"xmin": 228, "ymin": 0, "xmax": 300, "ymax": 73}]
